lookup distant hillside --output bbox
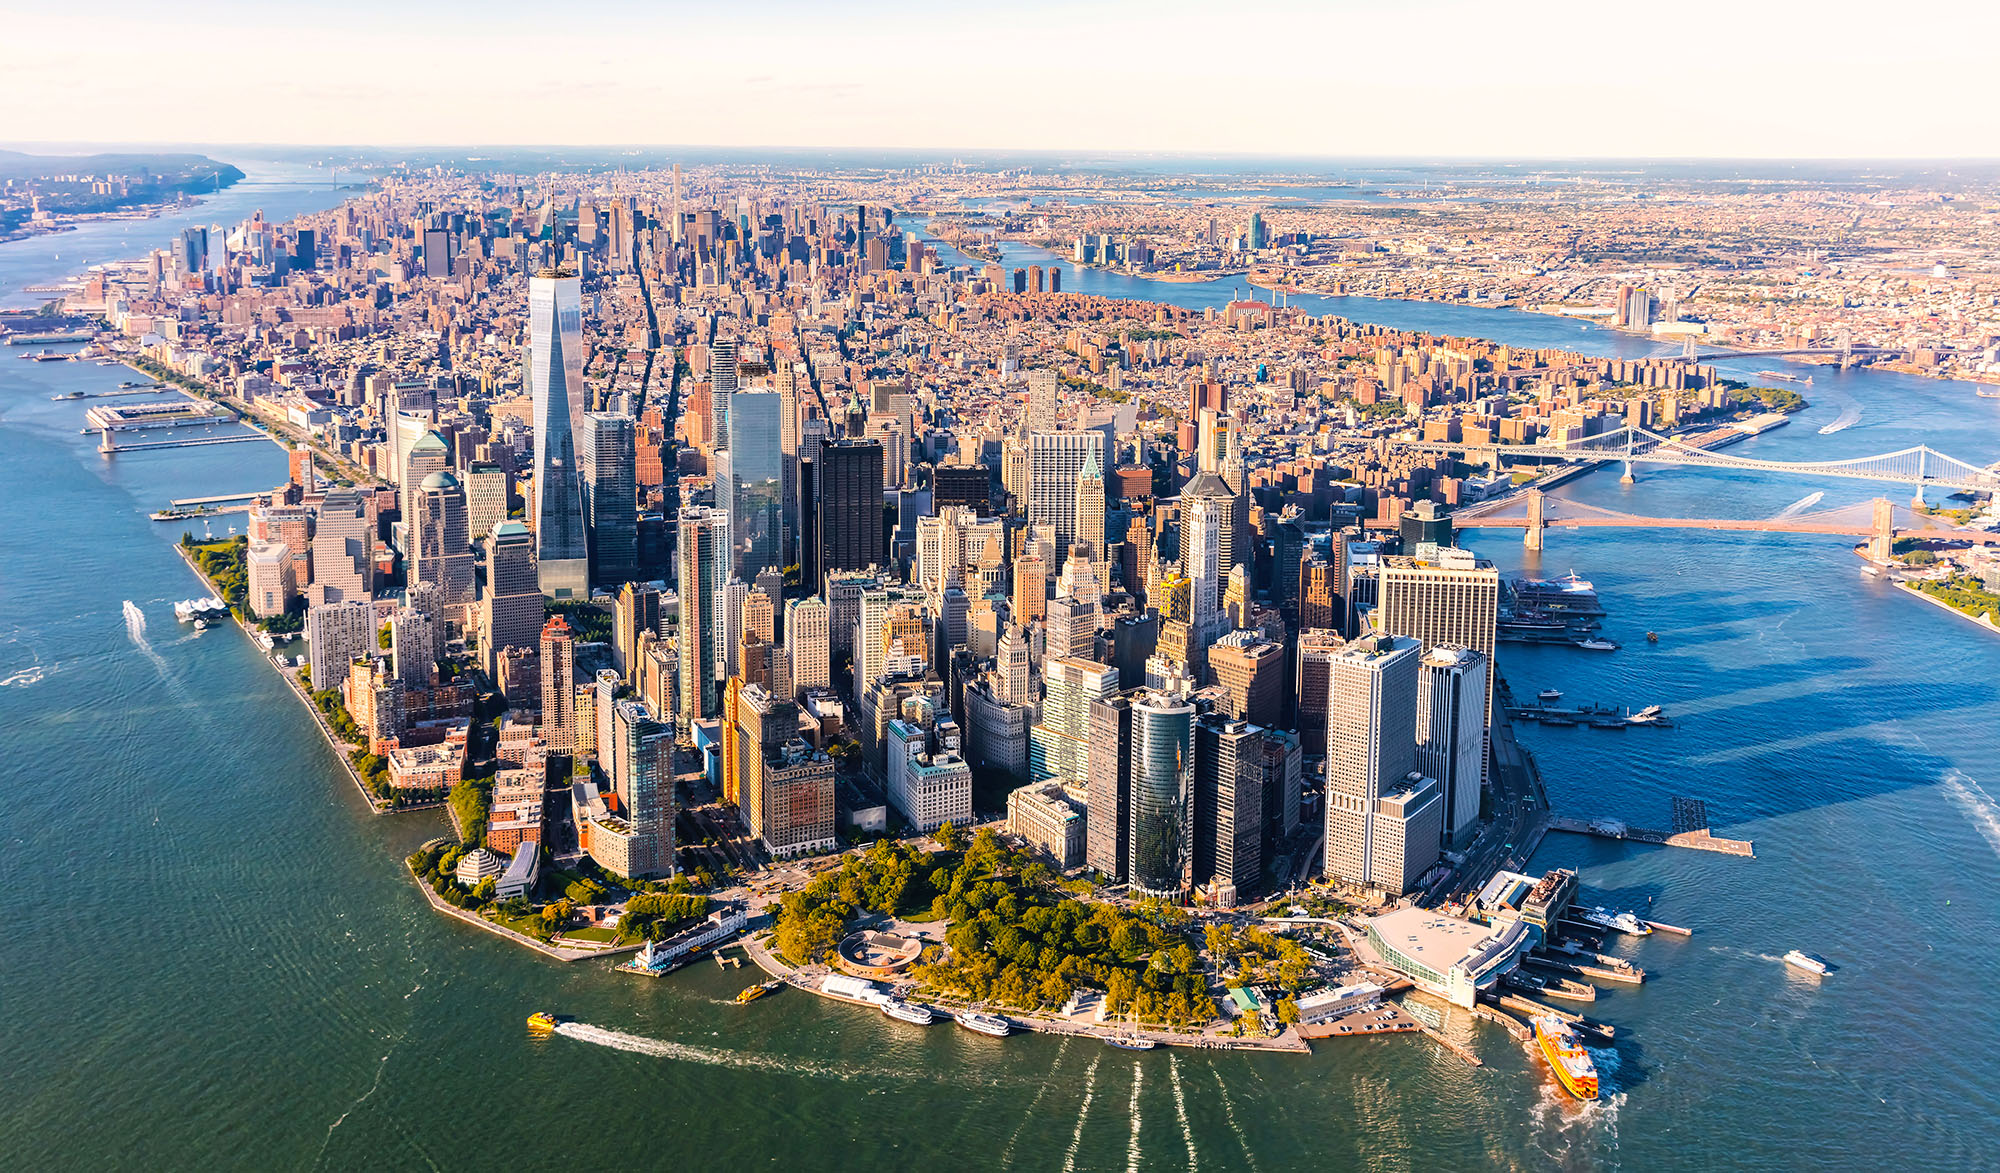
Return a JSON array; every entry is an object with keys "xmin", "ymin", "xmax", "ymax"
[{"xmin": 0, "ymin": 151, "xmax": 244, "ymax": 189}]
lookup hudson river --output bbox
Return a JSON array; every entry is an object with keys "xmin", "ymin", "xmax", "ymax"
[{"xmin": 3, "ymin": 202, "xmax": 1997, "ymax": 1170}]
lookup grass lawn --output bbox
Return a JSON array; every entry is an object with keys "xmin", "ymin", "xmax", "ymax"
[
  {"xmin": 485, "ymin": 909, "xmax": 553, "ymax": 940},
  {"xmin": 560, "ymin": 925, "xmax": 623, "ymax": 944}
]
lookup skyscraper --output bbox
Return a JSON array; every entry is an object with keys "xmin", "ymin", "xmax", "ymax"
[
  {"xmin": 1028, "ymin": 431, "xmax": 1105, "ymax": 554},
  {"xmin": 581, "ymin": 412, "xmax": 637, "ymax": 586},
  {"xmin": 1085, "ymin": 694, "xmax": 1133, "ymax": 879},
  {"xmin": 1207, "ymin": 630, "xmax": 1284, "ymax": 728},
  {"xmin": 540, "ymin": 617, "xmax": 578, "ymax": 753},
  {"xmin": 1375, "ymin": 548, "xmax": 1499, "ymax": 777},
  {"xmin": 1027, "ymin": 368, "xmax": 1060, "ymax": 433},
  {"xmin": 786, "ymin": 596, "xmax": 830, "ymax": 696},
  {"xmin": 727, "ymin": 390, "xmax": 784, "ymax": 581},
  {"xmin": 608, "ymin": 699, "xmax": 675, "ymax": 878},
  {"xmin": 677, "ymin": 507, "xmax": 726, "ymax": 724},
  {"xmin": 1417, "ymin": 645, "xmax": 1490, "ymax": 850},
  {"xmin": 528, "ymin": 269, "xmax": 589, "ymax": 598},
  {"xmin": 1030, "ymin": 658, "xmax": 1118, "ymax": 786},
  {"xmin": 1194, "ymin": 714, "xmax": 1265, "ymax": 905},
  {"xmin": 1073, "ymin": 447, "xmax": 1106, "ymax": 563},
  {"xmin": 310, "ymin": 488, "xmax": 371, "ymax": 605},
  {"xmin": 1323, "ymin": 634, "xmax": 1439, "ymax": 894},
  {"xmin": 613, "ymin": 582, "xmax": 661, "ymax": 684},
  {"xmin": 709, "ymin": 338, "xmax": 739, "ymax": 449},
  {"xmin": 1129, "ymin": 689, "xmax": 1195, "ymax": 898},
  {"xmin": 815, "ymin": 440, "xmax": 883, "ymax": 586},
  {"xmin": 1181, "ymin": 471, "xmax": 1231, "ymax": 645},
  {"xmin": 408, "ymin": 470, "xmax": 475, "ymax": 612},
  {"xmin": 481, "ymin": 520, "xmax": 543, "ymax": 681},
  {"xmin": 306, "ymin": 600, "xmax": 373, "ymax": 693}
]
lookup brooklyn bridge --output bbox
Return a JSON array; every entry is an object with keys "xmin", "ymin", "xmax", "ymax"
[{"xmin": 1452, "ymin": 490, "xmax": 1998, "ymax": 553}]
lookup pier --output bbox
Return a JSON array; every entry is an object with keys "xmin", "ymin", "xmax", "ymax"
[
  {"xmin": 1546, "ymin": 815, "xmax": 1755, "ymax": 857},
  {"xmin": 169, "ymin": 491, "xmax": 267, "ymax": 507},
  {"xmin": 102, "ymin": 433, "xmax": 267, "ymax": 454}
]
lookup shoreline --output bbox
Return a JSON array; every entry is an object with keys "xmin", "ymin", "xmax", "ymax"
[
  {"xmin": 1896, "ymin": 580, "xmax": 2000, "ymax": 636},
  {"xmin": 404, "ymin": 858, "xmax": 645, "ymax": 963}
]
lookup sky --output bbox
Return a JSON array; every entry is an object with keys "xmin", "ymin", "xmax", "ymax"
[{"xmin": 5, "ymin": 0, "xmax": 1999, "ymax": 159}]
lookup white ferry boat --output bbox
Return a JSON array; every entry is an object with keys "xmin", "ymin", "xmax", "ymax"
[
  {"xmin": 1538, "ymin": 688, "xmax": 1563, "ymax": 703},
  {"xmin": 1783, "ymin": 950, "xmax": 1830, "ymax": 976},
  {"xmin": 882, "ymin": 999, "xmax": 935, "ymax": 1026},
  {"xmin": 956, "ymin": 1011, "xmax": 1012, "ymax": 1038},
  {"xmin": 173, "ymin": 596, "xmax": 228, "ymax": 623},
  {"xmin": 1573, "ymin": 636, "xmax": 1619, "ymax": 651},
  {"xmin": 1577, "ymin": 906, "xmax": 1652, "ymax": 935}
]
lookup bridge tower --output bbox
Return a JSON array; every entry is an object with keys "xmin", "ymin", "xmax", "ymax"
[
  {"xmin": 1869, "ymin": 497, "xmax": 1895, "ymax": 561},
  {"xmin": 1912, "ymin": 447, "xmax": 1927, "ymax": 508},
  {"xmin": 1524, "ymin": 488, "xmax": 1546, "ymax": 551},
  {"xmin": 1620, "ymin": 428, "xmax": 1636, "ymax": 484}
]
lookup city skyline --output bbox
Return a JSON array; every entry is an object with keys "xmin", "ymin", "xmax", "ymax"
[{"xmin": 6, "ymin": 0, "xmax": 2000, "ymax": 158}]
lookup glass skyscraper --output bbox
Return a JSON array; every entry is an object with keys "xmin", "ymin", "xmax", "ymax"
[
  {"xmin": 528, "ymin": 269, "xmax": 589, "ymax": 599},
  {"xmin": 1129, "ymin": 690, "xmax": 1195, "ymax": 898},
  {"xmin": 581, "ymin": 412, "xmax": 637, "ymax": 586},
  {"xmin": 726, "ymin": 390, "xmax": 784, "ymax": 581}
]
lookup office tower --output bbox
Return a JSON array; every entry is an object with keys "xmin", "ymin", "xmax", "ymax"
[
  {"xmin": 1375, "ymin": 549, "xmax": 1499, "ymax": 775},
  {"xmin": 677, "ymin": 508, "xmax": 726, "ymax": 723},
  {"xmin": 719, "ymin": 576, "xmax": 749, "ymax": 679},
  {"xmin": 1323, "ymin": 634, "xmax": 1433, "ymax": 892},
  {"xmin": 1181, "ymin": 472, "xmax": 1231, "ymax": 644},
  {"xmin": 1074, "ymin": 449, "xmax": 1106, "ymax": 563},
  {"xmin": 1129, "ymin": 689, "xmax": 1196, "ymax": 898},
  {"xmin": 1001, "ymin": 441, "xmax": 1028, "ymax": 507},
  {"xmin": 600, "ymin": 699, "xmax": 674, "ymax": 878},
  {"xmin": 1112, "ymin": 613, "xmax": 1158, "ymax": 688},
  {"xmin": 1085, "ymin": 694, "xmax": 1133, "ymax": 879},
  {"xmin": 1260, "ymin": 728, "xmax": 1303, "ymax": 844},
  {"xmin": 528, "ymin": 269, "xmax": 589, "ymax": 598},
  {"xmin": 886, "ymin": 719, "xmax": 973, "ymax": 832},
  {"xmin": 1012, "ymin": 554, "xmax": 1047, "ymax": 626},
  {"xmin": 390, "ymin": 607, "xmax": 437, "ymax": 690},
  {"xmin": 408, "ymin": 470, "xmax": 475, "ymax": 612},
  {"xmin": 709, "ymin": 339, "xmax": 739, "ymax": 448},
  {"xmin": 311, "ymin": 488, "xmax": 371, "ymax": 605},
  {"xmin": 727, "ymin": 390, "xmax": 784, "ymax": 581},
  {"xmin": 1027, "ymin": 431, "xmax": 1106, "ymax": 554},
  {"xmin": 246, "ymin": 541, "xmax": 295, "ymax": 619},
  {"xmin": 933, "ymin": 464, "xmax": 991, "ymax": 515},
  {"xmin": 995, "ymin": 622, "xmax": 1032, "ymax": 706},
  {"xmin": 422, "ymin": 227, "xmax": 452, "ymax": 279},
  {"xmin": 1027, "ymin": 368, "xmax": 1060, "ymax": 433},
  {"xmin": 1301, "ymin": 553, "xmax": 1340, "ymax": 632},
  {"xmin": 1223, "ymin": 564, "xmax": 1251, "ymax": 632},
  {"xmin": 540, "ymin": 617, "xmax": 578, "ymax": 753},
  {"xmin": 1030, "ymin": 658, "xmax": 1118, "ymax": 786},
  {"xmin": 613, "ymin": 583, "xmax": 661, "ymax": 683},
  {"xmin": 581, "ymin": 412, "xmax": 638, "ymax": 585},
  {"xmin": 1417, "ymin": 645, "xmax": 1490, "ymax": 850},
  {"xmin": 786, "ymin": 596, "xmax": 830, "ymax": 696},
  {"xmin": 464, "ymin": 462, "xmax": 507, "ymax": 547},
  {"xmin": 1194, "ymin": 715, "xmax": 1265, "ymax": 905},
  {"xmin": 1363, "ymin": 775, "xmax": 1444, "ymax": 897},
  {"xmin": 306, "ymin": 601, "xmax": 374, "ymax": 693},
  {"xmin": 1295, "ymin": 628, "xmax": 1345, "ymax": 759},
  {"xmin": 1207, "ymin": 630, "xmax": 1284, "ymax": 728},
  {"xmin": 177, "ymin": 225, "xmax": 207, "ymax": 276},
  {"xmin": 1246, "ymin": 211, "xmax": 1266, "ymax": 251},
  {"xmin": 481, "ymin": 520, "xmax": 543, "ymax": 679},
  {"xmin": 740, "ymin": 587, "xmax": 776, "ymax": 687},
  {"xmin": 735, "ymin": 684, "xmax": 836, "ymax": 857},
  {"xmin": 1399, "ymin": 500, "xmax": 1454, "ymax": 554},
  {"xmin": 815, "ymin": 440, "xmax": 883, "ymax": 586}
]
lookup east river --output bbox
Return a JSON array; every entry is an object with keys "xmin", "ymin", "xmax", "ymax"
[{"xmin": 3, "ymin": 186, "xmax": 1998, "ymax": 1170}]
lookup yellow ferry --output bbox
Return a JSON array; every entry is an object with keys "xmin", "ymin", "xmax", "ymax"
[
  {"xmin": 1533, "ymin": 1014, "xmax": 1600, "ymax": 1101},
  {"xmin": 527, "ymin": 1011, "xmax": 560, "ymax": 1033}
]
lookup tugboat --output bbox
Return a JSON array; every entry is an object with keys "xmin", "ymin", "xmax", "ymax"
[
  {"xmin": 1645, "ymin": 631, "xmax": 1659, "ymax": 643},
  {"xmin": 1533, "ymin": 1014, "xmax": 1600, "ymax": 1101},
  {"xmin": 527, "ymin": 1011, "xmax": 562, "ymax": 1033},
  {"xmin": 737, "ymin": 980, "xmax": 780, "ymax": 1004},
  {"xmin": 882, "ymin": 999, "xmax": 935, "ymax": 1025},
  {"xmin": 957, "ymin": 1011, "xmax": 1012, "ymax": 1038},
  {"xmin": 1783, "ymin": 950, "xmax": 1831, "ymax": 976}
]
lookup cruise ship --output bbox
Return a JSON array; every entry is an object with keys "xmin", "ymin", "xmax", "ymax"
[
  {"xmin": 1533, "ymin": 1015, "xmax": 1600, "ymax": 1100},
  {"xmin": 956, "ymin": 1011, "xmax": 1012, "ymax": 1038},
  {"xmin": 1576, "ymin": 906, "xmax": 1652, "ymax": 935},
  {"xmin": 882, "ymin": 999, "xmax": 935, "ymax": 1025},
  {"xmin": 1511, "ymin": 572, "xmax": 1606, "ymax": 618}
]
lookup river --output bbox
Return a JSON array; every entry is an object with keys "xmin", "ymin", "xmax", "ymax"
[{"xmin": 1, "ymin": 188, "xmax": 1996, "ymax": 1170}]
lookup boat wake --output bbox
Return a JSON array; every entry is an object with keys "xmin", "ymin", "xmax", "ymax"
[
  {"xmin": 1704, "ymin": 945, "xmax": 1788, "ymax": 965},
  {"xmin": 1060, "ymin": 1055, "xmax": 1101, "ymax": 1173},
  {"xmin": 1773, "ymin": 491, "xmax": 1824, "ymax": 520},
  {"xmin": 123, "ymin": 599, "xmax": 173, "ymax": 676},
  {"xmin": 1941, "ymin": 769, "xmax": 2000, "ymax": 859},
  {"xmin": 553, "ymin": 1021, "xmax": 863, "ymax": 1081},
  {"xmin": 0, "ymin": 665, "xmax": 46, "ymax": 688},
  {"xmin": 1523, "ymin": 1036, "xmax": 1627, "ymax": 1145},
  {"xmin": 1817, "ymin": 386, "xmax": 1863, "ymax": 434}
]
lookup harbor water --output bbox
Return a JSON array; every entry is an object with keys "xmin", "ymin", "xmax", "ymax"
[{"xmin": 2, "ymin": 188, "xmax": 1998, "ymax": 1170}]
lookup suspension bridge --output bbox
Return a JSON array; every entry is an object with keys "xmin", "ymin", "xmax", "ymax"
[
  {"xmin": 1454, "ymin": 490, "xmax": 1998, "ymax": 552},
  {"xmin": 1392, "ymin": 423, "xmax": 2000, "ymax": 503}
]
